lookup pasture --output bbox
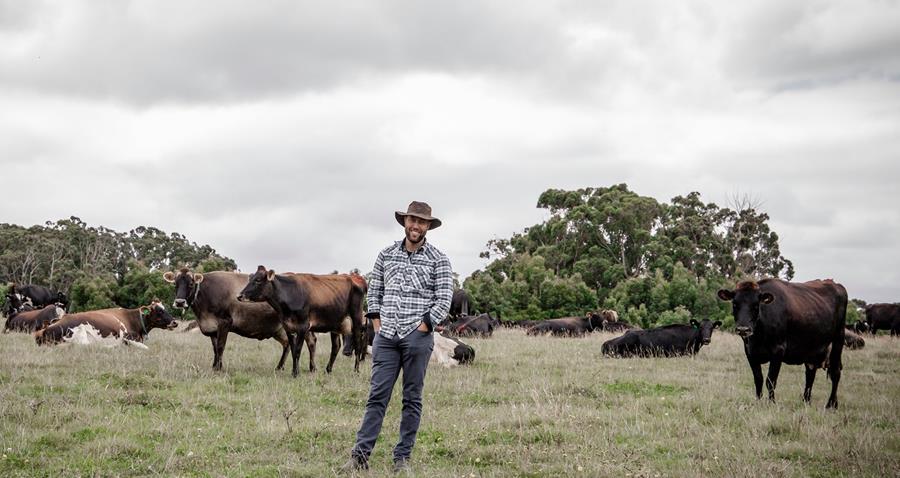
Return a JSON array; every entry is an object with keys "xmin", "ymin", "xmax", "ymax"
[{"xmin": 1, "ymin": 327, "xmax": 897, "ymax": 477}]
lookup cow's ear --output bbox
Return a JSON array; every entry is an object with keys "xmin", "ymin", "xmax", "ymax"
[
  {"xmin": 717, "ymin": 289, "xmax": 735, "ymax": 301},
  {"xmin": 257, "ymin": 265, "xmax": 267, "ymax": 272},
  {"xmin": 690, "ymin": 319, "xmax": 699, "ymax": 328},
  {"xmin": 193, "ymin": 273, "xmax": 204, "ymax": 284},
  {"xmin": 713, "ymin": 320, "xmax": 722, "ymax": 329},
  {"xmin": 163, "ymin": 271, "xmax": 176, "ymax": 283},
  {"xmin": 139, "ymin": 306, "xmax": 150, "ymax": 316},
  {"xmin": 760, "ymin": 292, "xmax": 775, "ymax": 304},
  {"xmin": 266, "ymin": 269, "xmax": 276, "ymax": 281}
]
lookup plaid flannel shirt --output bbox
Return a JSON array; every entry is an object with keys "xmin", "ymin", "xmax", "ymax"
[{"xmin": 366, "ymin": 239, "xmax": 453, "ymax": 339}]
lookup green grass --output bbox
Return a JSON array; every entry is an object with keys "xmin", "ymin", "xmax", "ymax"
[{"xmin": 1, "ymin": 327, "xmax": 898, "ymax": 477}]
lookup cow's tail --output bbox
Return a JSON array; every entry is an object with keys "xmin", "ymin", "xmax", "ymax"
[
  {"xmin": 828, "ymin": 286, "xmax": 848, "ymax": 383},
  {"xmin": 348, "ymin": 273, "xmax": 369, "ymax": 366}
]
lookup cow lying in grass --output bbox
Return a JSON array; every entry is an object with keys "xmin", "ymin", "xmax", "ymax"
[
  {"xmin": 4, "ymin": 304, "xmax": 64, "ymax": 333},
  {"xmin": 35, "ymin": 301, "xmax": 177, "ymax": 345},
  {"xmin": 602, "ymin": 319, "xmax": 721, "ymax": 357}
]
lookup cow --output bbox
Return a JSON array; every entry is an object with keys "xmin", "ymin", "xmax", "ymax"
[
  {"xmin": 35, "ymin": 301, "xmax": 176, "ymax": 345},
  {"xmin": 4, "ymin": 304, "xmax": 65, "ymax": 333},
  {"xmin": 601, "ymin": 319, "xmax": 639, "ymax": 333},
  {"xmin": 164, "ymin": 269, "xmax": 294, "ymax": 372},
  {"xmin": 862, "ymin": 303, "xmax": 900, "ymax": 336},
  {"xmin": 342, "ymin": 319, "xmax": 475, "ymax": 368},
  {"xmin": 8, "ymin": 284, "xmax": 68, "ymax": 311},
  {"xmin": 237, "ymin": 266, "xmax": 368, "ymax": 375},
  {"xmin": 449, "ymin": 289, "xmax": 471, "ymax": 318},
  {"xmin": 601, "ymin": 319, "xmax": 721, "ymax": 357},
  {"xmin": 843, "ymin": 327, "xmax": 865, "ymax": 350},
  {"xmin": 851, "ymin": 320, "xmax": 870, "ymax": 334},
  {"xmin": 431, "ymin": 333, "xmax": 475, "ymax": 368},
  {"xmin": 446, "ymin": 313, "xmax": 499, "ymax": 337},
  {"xmin": 526, "ymin": 312, "xmax": 606, "ymax": 337},
  {"xmin": 717, "ymin": 278, "xmax": 847, "ymax": 409}
]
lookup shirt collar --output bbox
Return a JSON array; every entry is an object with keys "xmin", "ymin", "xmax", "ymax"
[{"xmin": 397, "ymin": 237, "xmax": 428, "ymax": 255}]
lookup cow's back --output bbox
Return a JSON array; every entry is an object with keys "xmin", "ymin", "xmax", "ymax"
[
  {"xmin": 758, "ymin": 278, "xmax": 846, "ymax": 364},
  {"xmin": 194, "ymin": 272, "xmax": 283, "ymax": 339}
]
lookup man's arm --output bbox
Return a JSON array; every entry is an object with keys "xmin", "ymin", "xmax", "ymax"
[
  {"xmin": 366, "ymin": 250, "xmax": 386, "ymax": 319},
  {"xmin": 427, "ymin": 254, "xmax": 453, "ymax": 327}
]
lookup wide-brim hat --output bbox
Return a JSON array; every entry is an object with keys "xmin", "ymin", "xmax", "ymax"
[{"xmin": 395, "ymin": 201, "xmax": 442, "ymax": 229}]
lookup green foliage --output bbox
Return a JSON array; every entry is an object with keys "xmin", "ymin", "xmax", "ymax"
[
  {"xmin": 68, "ymin": 275, "xmax": 118, "ymax": 312},
  {"xmin": 0, "ymin": 217, "xmax": 236, "ymax": 312},
  {"xmin": 467, "ymin": 185, "xmax": 791, "ymax": 328}
]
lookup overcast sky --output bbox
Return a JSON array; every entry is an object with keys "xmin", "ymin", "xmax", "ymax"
[{"xmin": 1, "ymin": 0, "xmax": 898, "ymax": 302}]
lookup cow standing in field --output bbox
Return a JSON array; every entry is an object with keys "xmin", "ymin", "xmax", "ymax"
[
  {"xmin": 8, "ymin": 284, "xmax": 69, "ymax": 311},
  {"xmin": 526, "ymin": 312, "xmax": 606, "ymax": 337},
  {"xmin": 35, "ymin": 301, "xmax": 176, "ymax": 345},
  {"xmin": 237, "ymin": 266, "xmax": 368, "ymax": 375},
  {"xmin": 449, "ymin": 289, "xmax": 470, "ymax": 318},
  {"xmin": 862, "ymin": 303, "xmax": 900, "ymax": 336},
  {"xmin": 4, "ymin": 304, "xmax": 65, "ymax": 333},
  {"xmin": 717, "ymin": 279, "xmax": 847, "ymax": 408},
  {"xmin": 601, "ymin": 319, "xmax": 721, "ymax": 357},
  {"xmin": 164, "ymin": 269, "xmax": 293, "ymax": 372}
]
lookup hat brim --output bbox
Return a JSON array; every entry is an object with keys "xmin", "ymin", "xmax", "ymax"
[{"xmin": 395, "ymin": 212, "xmax": 442, "ymax": 229}]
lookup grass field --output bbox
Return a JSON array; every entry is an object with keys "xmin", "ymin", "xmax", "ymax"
[{"xmin": 1, "ymin": 325, "xmax": 898, "ymax": 477}]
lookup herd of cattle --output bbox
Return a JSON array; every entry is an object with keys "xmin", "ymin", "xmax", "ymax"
[{"xmin": 3, "ymin": 273, "xmax": 900, "ymax": 408}]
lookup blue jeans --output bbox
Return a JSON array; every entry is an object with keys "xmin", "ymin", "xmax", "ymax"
[{"xmin": 351, "ymin": 329, "xmax": 434, "ymax": 463}]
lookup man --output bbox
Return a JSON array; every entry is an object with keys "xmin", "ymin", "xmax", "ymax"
[{"xmin": 344, "ymin": 201, "xmax": 453, "ymax": 473}]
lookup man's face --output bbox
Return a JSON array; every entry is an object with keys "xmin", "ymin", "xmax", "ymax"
[{"xmin": 404, "ymin": 215, "xmax": 431, "ymax": 244}]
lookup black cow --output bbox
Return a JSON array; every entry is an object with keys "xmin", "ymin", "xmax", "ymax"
[
  {"xmin": 851, "ymin": 320, "xmax": 870, "ymax": 334},
  {"xmin": 237, "ymin": 266, "xmax": 368, "ymax": 375},
  {"xmin": 526, "ymin": 313, "xmax": 606, "ymax": 337},
  {"xmin": 718, "ymin": 279, "xmax": 846, "ymax": 408},
  {"xmin": 4, "ymin": 304, "xmax": 65, "ymax": 333},
  {"xmin": 863, "ymin": 303, "xmax": 900, "ymax": 336},
  {"xmin": 601, "ymin": 319, "xmax": 721, "ymax": 357},
  {"xmin": 446, "ymin": 313, "xmax": 499, "ymax": 337},
  {"xmin": 449, "ymin": 289, "xmax": 470, "ymax": 317},
  {"xmin": 8, "ymin": 284, "xmax": 68, "ymax": 311},
  {"xmin": 601, "ymin": 319, "xmax": 639, "ymax": 333},
  {"xmin": 164, "ymin": 269, "xmax": 293, "ymax": 372}
]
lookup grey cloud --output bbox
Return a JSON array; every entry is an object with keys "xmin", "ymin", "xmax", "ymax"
[{"xmin": 0, "ymin": 0, "xmax": 565, "ymax": 105}]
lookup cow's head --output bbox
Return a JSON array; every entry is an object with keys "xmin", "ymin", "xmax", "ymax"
[
  {"xmin": 853, "ymin": 320, "xmax": 870, "ymax": 334},
  {"xmin": 139, "ymin": 300, "xmax": 178, "ymax": 330},
  {"xmin": 690, "ymin": 318, "xmax": 722, "ymax": 345},
  {"xmin": 717, "ymin": 281, "xmax": 773, "ymax": 338},
  {"xmin": 237, "ymin": 265, "xmax": 275, "ymax": 303},
  {"xmin": 54, "ymin": 292, "xmax": 69, "ymax": 311},
  {"xmin": 163, "ymin": 269, "xmax": 204, "ymax": 309}
]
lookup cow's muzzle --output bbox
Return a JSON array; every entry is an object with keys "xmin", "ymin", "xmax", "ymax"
[
  {"xmin": 702, "ymin": 339, "xmax": 711, "ymax": 345},
  {"xmin": 735, "ymin": 326, "xmax": 752, "ymax": 338},
  {"xmin": 173, "ymin": 298, "xmax": 188, "ymax": 308},
  {"xmin": 166, "ymin": 322, "xmax": 179, "ymax": 330},
  {"xmin": 236, "ymin": 294, "xmax": 246, "ymax": 302}
]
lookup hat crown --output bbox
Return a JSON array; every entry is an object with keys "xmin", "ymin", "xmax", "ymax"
[{"xmin": 406, "ymin": 201, "xmax": 432, "ymax": 216}]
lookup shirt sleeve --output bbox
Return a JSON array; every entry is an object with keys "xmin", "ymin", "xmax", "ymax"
[
  {"xmin": 428, "ymin": 254, "xmax": 453, "ymax": 325},
  {"xmin": 366, "ymin": 250, "xmax": 386, "ymax": 316}
]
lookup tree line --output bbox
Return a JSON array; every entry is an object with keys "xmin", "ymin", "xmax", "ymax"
[
  {"xmin": 463, "ymin": 184, "xmax": 861, "ymax": 328},
  {"xmin": 0, "ymin": 217, "xmax": 235, "ymax": 313}
]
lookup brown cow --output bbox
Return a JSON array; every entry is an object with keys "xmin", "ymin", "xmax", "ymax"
[
  {"xmin": 35, "ymin": 301, "xmax": 176, "ymax": 345},
  {"xmin": 164, "ymin": 269, "xmax": 293, "ymax": 371},
  {"xmin": 718, "ymin": 278, "xmax": 847, "ymax": 408},
  {"xmin": 4, "ymin": 304, "xmax": 65, "ymax": 333},
  {"xmin": 237, "ymin": 266, "xmax": 367, "ymax": 375},
  {"xmin": 526, "ymin": 312, "xmax": 607, "ymax": 337}
]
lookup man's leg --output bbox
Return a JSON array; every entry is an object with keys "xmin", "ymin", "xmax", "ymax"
[
  {"xmin": 393, "ymin": 330, "xmax": 434, "ymax": 463},
  {"xmin": 351, "ymin": 333, "xmax": 401, "ymax": 463}
]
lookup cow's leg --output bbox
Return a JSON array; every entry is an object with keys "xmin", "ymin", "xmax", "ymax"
[
  {"xmin": 342, "ymin": 333, "xmax": 354, "ymax": 356},
  {"xmin": 803, "ymin": 364, "xmax": 817, "ymax": 403},
  {"xmin": 826, "ymin": 341, "xmax": 843, "ymax": 410},
  {"xmin": 213, "ymin": 324, "xmax": 230, "ymax": 372},
  {"xmin": 765, "ymin": 360, "xmax": 781, "ymax": 402},
  {"xmin": 289, "ymin": 332, "xmax": 303, "ymax": 377},
  {"xmin": 305, "ymin": 332, "xmax": 317, "ymax": 373},
  {"xmin": 749, "ymin": 360, "xmax": 764, "ymax": 399},
  {"xmin": 350, "ymin": 310, "xmax": 366, "ymax": 373},
  {"xmin": 275, "ymin": 330, "xmax": 291, "ymax": 371},
  {"xmin": 326, "ymin": 332, "xmax": 340, "ymax": 373}
]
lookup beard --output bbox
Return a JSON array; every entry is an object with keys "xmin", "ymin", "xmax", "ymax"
[{"xmin": 405, "ymin": 227, "xmax": 426, "ymax": 244}]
